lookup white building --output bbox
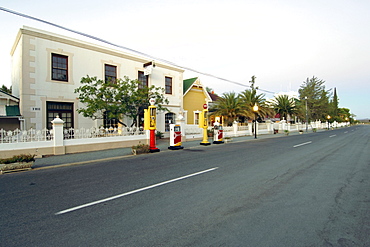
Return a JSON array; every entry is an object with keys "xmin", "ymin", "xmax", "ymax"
[{"xmin": 10, "ymin": 26, "xmax": 184, "ymax": 132}]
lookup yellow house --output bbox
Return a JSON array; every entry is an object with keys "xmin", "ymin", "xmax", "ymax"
[{"xmin": 183, "ymin": 77, "xmax": 213, "ymax": 125}]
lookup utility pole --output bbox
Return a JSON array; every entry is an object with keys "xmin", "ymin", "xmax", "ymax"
[{"xmin": 305, "ymin": 96, "xmax": 308, "ymax": 132}]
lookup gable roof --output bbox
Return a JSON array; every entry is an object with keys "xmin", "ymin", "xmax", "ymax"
[
  {"xmin": 208, "ymin": 92, "xmax": 219, "ymax": 101},
  {"xmin": 183, "ymin": 77, "xmax": 198, "ymax": 94},
  {"xmin": 183, "ymin": 77, "xmax": 213, "ymax": 103},
  {"xmin": 0, "ymin": 90, "xmax": 19, "ymax": 102}
]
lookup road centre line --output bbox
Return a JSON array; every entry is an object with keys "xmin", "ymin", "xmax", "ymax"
[
  {"xmin": 55, "ymin": 167, "xmax": 218, "ymax": 215},
  {"xmin": 329, "ymin": 135, "xmax": 337, "ymax": 138},
  {"xmin": 293, "ymin": 141, "xmax": 312, "ymax": 148}
]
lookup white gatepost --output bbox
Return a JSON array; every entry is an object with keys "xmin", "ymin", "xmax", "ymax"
[
  {"xmin": 248, "ymin": 122, "xmax": 253, "ymax": 136},
  {"xmin": 51, "ymin": 116, "xmax": 66, "ymax": 155},
  {"xmin": 233, "ymin": 121, "xmax": 238, "ymax": 136},
  {"xmin": 177, "ymin": 112, "xmax": 186, "ymax": 141},
  {"xmin": 266, "ymin": 121, "xmax": 273, "ymax": 133},
  {"xmin": 281, "ymin": 120, "xmax": 286, "ymax": 131}
]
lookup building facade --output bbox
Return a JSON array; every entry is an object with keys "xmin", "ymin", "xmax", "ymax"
[
  {"xmin": 10, "ymin": 26, "xmax": 184, "ymax": 132},
  {"xmin": 183, "ymin": 77, "xmax": 212, "ymax": 125}
]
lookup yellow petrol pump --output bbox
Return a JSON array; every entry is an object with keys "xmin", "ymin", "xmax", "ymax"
[
  {"xmin": 144, "ymin": 102, "xmax": 160, "ymax": 152},
  {"xmin": 199, "ymin": 104, "xmax": 211, "ymax": 146}
]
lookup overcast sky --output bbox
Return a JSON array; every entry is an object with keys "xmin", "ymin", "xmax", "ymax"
[{"xmin": 1, "ymin": 0, "xmax": 369, "ymax": 119}]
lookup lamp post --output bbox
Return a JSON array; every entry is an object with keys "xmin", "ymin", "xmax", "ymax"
[
  {"xmin": 327, "ymin": 115, "xmax": 331, "ymax": 130},
  {"xmin": 253, "ymin": 104, "xmax": 259, "ymax": 139},
  {"xmin": 305, "ymin": 96, "xmax": 308, "ymax": 132}
]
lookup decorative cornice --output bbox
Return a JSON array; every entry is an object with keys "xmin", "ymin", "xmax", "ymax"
[{"xmin": 11, "ymin": 26, "xmax": 184, "ymax": 73}]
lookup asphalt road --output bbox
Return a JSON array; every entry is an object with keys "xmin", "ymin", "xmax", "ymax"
[{"xmin": 1, "ymin": 125, "xmax": 369, "ymax": 246}]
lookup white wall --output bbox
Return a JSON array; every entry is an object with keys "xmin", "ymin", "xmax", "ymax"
[{"xmin": 11, "ymin": 26, "xmax": 184, "ymax": 132}]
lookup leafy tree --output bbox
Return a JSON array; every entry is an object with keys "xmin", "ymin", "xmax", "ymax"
[
  {"xmin": 249, "ymin": 75, "xmax": 258, "ymax": 91},
  {"xmin": 1, "ymin": 84, "xmax": 12, "ymax": 94},
  {"xmin": 298, "ymin": 76, "xmax": 330, "ymax": 121},
  {"xmin": 329, "ymin": 87, "xmax": 341, "ymax": 121},
  {"xmin": 331, "ymin": 87, "xmax": 339, "ymax": 115},
  {"xmin": 337, "ymin": 107, "xmax": 355, "ymax": 123},
  {"xmin": 211, "ymin": 92, "xmax": 242, "ymax": 125},
  {"xmin": 206, "ymin": 86, "xmax": 214, "ymax": 93},
  {"xmin": 74, "ymin": 76, "xmax": 169, "ymax": 127},
  {"xmin": 238, "ymin": 89, "xmax": 271, "ymax": 119},
  {"xmin": 233, "ymin": 76, "xmax": 272, "ymax": 136},
  {"xmin": 271, "ymin": 95, "xmax": 297, "ymax": 121}
]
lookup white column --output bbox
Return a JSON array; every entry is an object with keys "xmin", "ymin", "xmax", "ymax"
[
  {"xmin": 248, "ymin": 122, "xmax": 253, "ymax": 136},
  {"xmin": 51, "ymin": 116, "xmax": 65, "ymax": 155},
  {"xmin": 266, "ymin": 122, "xmax": 272, "ymax": 133},
  {"xmin": 233, "ymin": 121, "xmax": 238, "ymax": 136},
  {"xmin": 177, "ymin": 112, "xmax": 186, "ymax": 142}
]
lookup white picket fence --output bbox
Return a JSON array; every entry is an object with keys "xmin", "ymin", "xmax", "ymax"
[
  {"xmin": 0, "ymin": 117, "xmax": 350, "ymax": 158},
  {"xmin": 0, "ymin": 126, "xmax": 145, "ymax": 144},
  {"xmin": 0, "ymin": 128, "xmax": 53, "ymax": 143}
]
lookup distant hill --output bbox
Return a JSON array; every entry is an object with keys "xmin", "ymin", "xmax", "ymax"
[{"xmin": 358, "ymin": 118, "xmax": 369, "ymax": 123}]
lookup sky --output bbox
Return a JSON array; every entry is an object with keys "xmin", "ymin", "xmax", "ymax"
[{"xmin": 0, "ymin": 0, "xmax": 369, "ymax": 119}]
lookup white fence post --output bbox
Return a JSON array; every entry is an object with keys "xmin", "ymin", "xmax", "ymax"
[
  {"xmin": 233, "ymin": 121, "xmax": 238, "ymax": 136},
  {"xmin": 248, "ymin": 122, "xmax": 253, "ymax": 136},
  {"xmin": 266, "ymin": 122, "xmax": 272, "ymax": 133},
  {"xmin": 52, "ymin": 116, "xmax": 66, "ymax": 155}
]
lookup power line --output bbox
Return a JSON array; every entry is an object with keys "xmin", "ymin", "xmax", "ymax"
[{"xmin": 0, "ymin": 6, "xmax": 275, "ymax": 94}]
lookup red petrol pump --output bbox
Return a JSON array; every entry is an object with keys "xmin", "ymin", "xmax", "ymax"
[
  {"xmin": 144, "ymin": 102, "xmax": 160, "ymax": 153},
  {"xmin": 213, "ymin": 124, "xmax": 224, "ymax": 144},
  {"xmin": 168, "ymin": 124, "xmax": 184, "ymax": 150},
  {"xmin": 200, "ymin": 104, "xmax": 211, "ymax": 146}
]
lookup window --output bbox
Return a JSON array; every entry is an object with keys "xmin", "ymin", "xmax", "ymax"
[
  {"xmin": 52, "ymin": 54, "xmax": 68, "ymax": 81},
  {"xmin": 165, "ymin": 77, "xmax": 172, "ymax": 94},
  {"xmin": 194, "ymin": 112, "xmax": 199, "ymax": 125},
  {"xmin": 103, "ymin": 111, "xmax": 119, "ymax": 128},
  {"xmin": 165, "ymin": 112, "xmax": 175, "ymax": 132},
  {"xmin": 105, "ymin": 64, "xmax": 117, "ymax": 83},
  {"xmin": 47, "ymin": 102, "xmax": 74, "ymax": 129},
  {"xmin": 138, "ymin": 71, "xmax": 148, "ymax": 89}
]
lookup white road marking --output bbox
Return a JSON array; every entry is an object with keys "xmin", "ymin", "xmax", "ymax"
[
  {"xmin": 55, "ymin": 167, "xmax": 218, "ymax": 215},
  {"xmin": 329, "ymin": 135, "xmax": 336, "ymax": 138},
  {"xmin": 293, "ymin": 141, "xmax": 312, "ymax": 148},
  {"xmin": 344, "ymin": 131, "xmax": 348, "ymax": 134}
]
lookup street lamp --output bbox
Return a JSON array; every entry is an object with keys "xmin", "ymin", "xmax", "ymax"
[
  {"xmin": 327, "ymin": 115, "xmax": 331, "ymax": 130},
  {"xmin": 305, "ymin": 96, "xmax": 308, "ymax": 132},
  {"xmin": 253, "ymin": 104, "xmax": 259, "ymax": 139}
]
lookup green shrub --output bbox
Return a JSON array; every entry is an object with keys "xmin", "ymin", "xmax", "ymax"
[
  {"xmin": 0, "ymin": 154, "xmax": 36, "ymax": 164},
  {"xmin": 155, "ymin": 131, "xmax": 164, "ymax": 139},
  {"xmin": 131, "ymin": 142, "xmax": 150, "ymax": 153}
]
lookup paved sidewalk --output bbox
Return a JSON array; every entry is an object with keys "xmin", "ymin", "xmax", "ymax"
[{"xmin": 33, "ymin": 131, "xmax": 302, "ymax": 169}]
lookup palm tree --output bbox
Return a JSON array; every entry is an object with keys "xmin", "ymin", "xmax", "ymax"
[
  {"xmin": 271, "ymin": 95, "xmax": 297, "ymax": 121},
  {"xmin": 211, "ymin": 92, "xmax": 242, "ymax": 125},
  {"xmin": 238, "ymin": 89, "xmax": 273, "ymax": 120}
]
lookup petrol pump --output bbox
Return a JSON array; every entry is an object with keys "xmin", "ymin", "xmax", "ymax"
[
  {"xmin": 168, "ymin": 124, "xmax": 184, "ymax": 150},
  {"xmin": 213, "ymin": 122, "xmax": 224, "ymax": 144},
  {"xmin": 199, "ymin": 104, "xmax": 211, "ymax": 146},
  {"xmin": 144, "ymin": 101, "xmax": 160, "ymax": 152}
]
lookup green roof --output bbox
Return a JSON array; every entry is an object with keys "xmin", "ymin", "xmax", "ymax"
[{"xmin": 183, "ymin": 77, "xmax": 198, "ymax": 94}]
